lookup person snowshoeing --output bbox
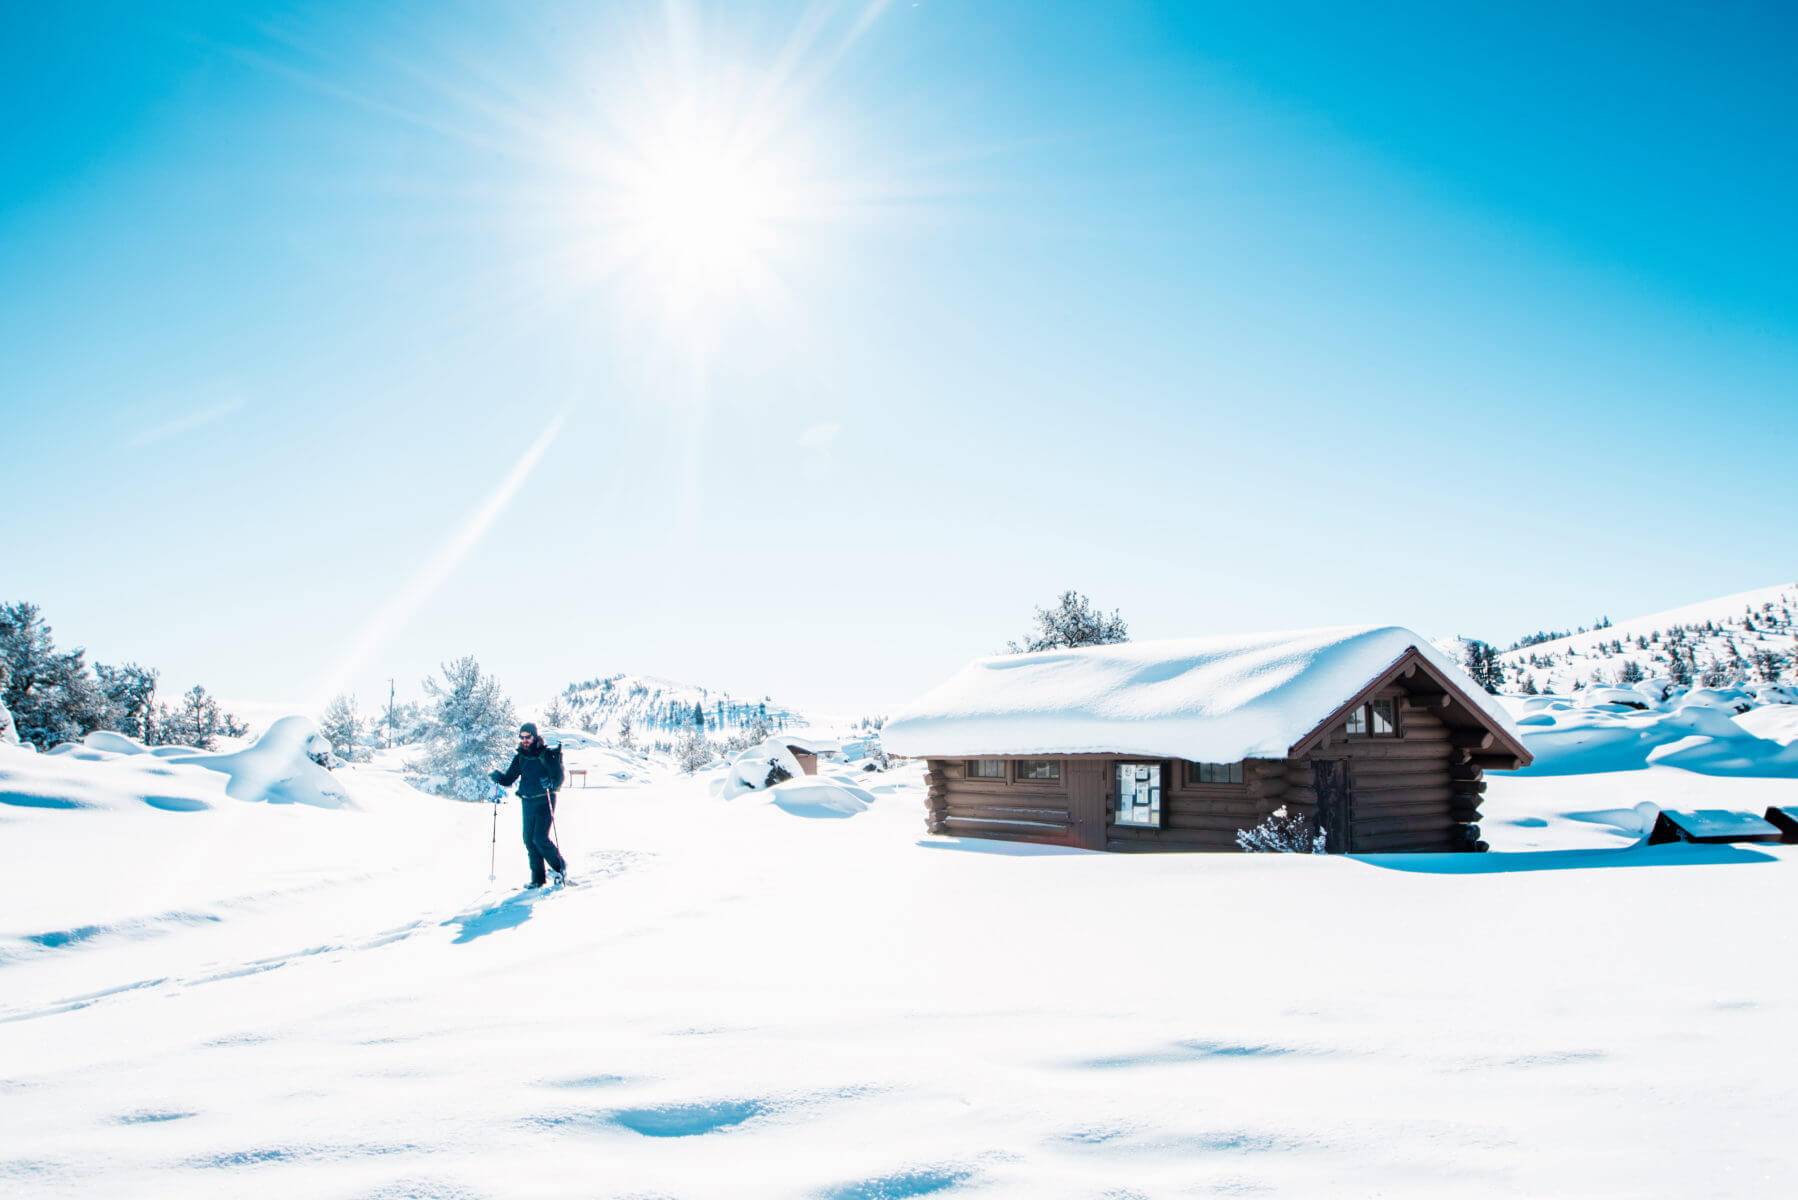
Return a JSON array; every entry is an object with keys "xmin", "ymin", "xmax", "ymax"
[{"xmin": 490, "ymin": 722, "xmax": 568, "ymax": 888}]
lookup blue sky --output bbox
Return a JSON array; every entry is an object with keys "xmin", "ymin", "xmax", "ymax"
[{"xmin": 4, "ymin": 1, "xmax": 1796, "ymax": 718}]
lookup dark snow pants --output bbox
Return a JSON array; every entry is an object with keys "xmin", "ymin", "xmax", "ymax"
[{"xmin": 521, "ymin": 795, "xmax": 566, "ymax": 884}]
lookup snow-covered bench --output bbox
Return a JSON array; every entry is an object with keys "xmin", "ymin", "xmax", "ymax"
[{"xmin": 1645, "ymin": 809, "xmax": 1785, "ymax": 846}]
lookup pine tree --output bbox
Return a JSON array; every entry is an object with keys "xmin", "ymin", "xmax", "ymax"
[
  {"xmin": 416, "ymin": 657, "xmax": 517, "ymax": 801},
  {"xmin": 0, "ymin": 601, "xmax": 108, "ymax": 749},
  {"xmin": 1006, "ymin": 590, "xmax": 1129, "ymax": 653},
  {"xmin": 543, "ymin": 695, "xmax": 571, "ymax": 729},
  {"xmin": 616, "ymin": 713, "xmax": 635, "ymax": 751},
  {"xmin": 1461, "ymin": 639, "xmax": 1504, "ymax": 694},
  {"xmin": 160, "ymin": 684, "xmax": 239, "ymax": 750},
  {"xmin": 1616, "ymin": 660, "xmax": 1645, "ymax": 685},
  {"xmin": 94, "ymin": 661, "xmax": 160, "ymax": 743},
  {"xmin": 320, "ymin": 693, "xmax": 366, "ymax": 762}
]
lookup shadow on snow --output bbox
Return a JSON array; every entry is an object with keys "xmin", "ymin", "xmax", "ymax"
[
  {"xmin": 1355, "ymin": 842, "xmax": 1779, "ymax": 875},
  {"xmin": 442, "ymin": 891, "xmax": 548, "ymax": 944},
  {"xmin": 915, "ymin": 838, "xmax": 1089, "ymax": 857}
]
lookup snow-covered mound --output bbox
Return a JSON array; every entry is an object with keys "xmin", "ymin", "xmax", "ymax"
[
  {"xmin": 719, "ymin": 738, "xmax": 807, "ymax": 800},
  {"xmin": 1510, "ymin": 694, "xmax": 1798, "ymax": 777},
  {"xmin": 166, "ymin": 716, "xmax": 350, "ymax": 807},
  {"xmin": 0, "ymin": 698, "xmax": 19, "ymax": 747},
  {"xmin": 22, "ymin": 718, "xmax": 351, "ymax": 808},
  {"xmin": 763, "ymin": 775, "xmax": 875, "ymax": 819},
  {"xmin": 885, "ymin": 626, "xmax": 1517, "ymax": 761},
  {"xmin": 0, "ymin": 739, "xmax": 218, "ymax": 812}
]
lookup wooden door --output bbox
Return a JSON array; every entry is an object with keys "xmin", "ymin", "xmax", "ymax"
[
  {"xmin": 1311, "ymin": 758, "xmax": 1353, "ymax": 853},
  {"xmin": 1066, "ymin": 761, "xmax": 1109, "ymax": 850}
]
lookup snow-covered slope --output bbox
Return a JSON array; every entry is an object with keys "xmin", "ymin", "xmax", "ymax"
[
  {"xmin": 1500, "ymin": 582, "xmax": 1797, "ymax": 694},
  {"xmin": 549, "ymin": 673, "xmax": 803, "ymax": 742},
  {"xmin": 3, "ymin": 732, "xmax": 1796, "ymax": 1197}
]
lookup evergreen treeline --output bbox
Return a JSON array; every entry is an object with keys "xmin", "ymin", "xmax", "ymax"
[{"xmin": 0, "ymin": 601, "xmax": 248, "ymax": 751}]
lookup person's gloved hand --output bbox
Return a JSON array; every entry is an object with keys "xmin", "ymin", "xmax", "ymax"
[{"xmin": 488, "ymin": 769, "xmax": 504, "ymax": 784}]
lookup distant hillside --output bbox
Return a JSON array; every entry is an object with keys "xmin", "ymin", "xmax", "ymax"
[
  {"xmin": 1496, "ymin": 582, "xmax": 1797, "ymax": 694},
  {"xmin": 544, "ymin": 673, "xmax": 803, "ymax": 743}
]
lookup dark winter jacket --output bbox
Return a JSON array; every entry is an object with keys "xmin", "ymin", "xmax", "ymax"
[{"xmin": 491, "ymin": 741, "xmax": 564, "ymax": 801}]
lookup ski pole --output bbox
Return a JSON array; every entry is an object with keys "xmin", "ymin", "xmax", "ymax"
[{"xmin": 488, "ymin": 784, "xmax": 501, "ymax": 881}]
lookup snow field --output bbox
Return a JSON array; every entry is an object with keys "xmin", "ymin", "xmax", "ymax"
[{"xmin": 2, "ymin": 742, "xmax": 1796, "ymax": 1197}]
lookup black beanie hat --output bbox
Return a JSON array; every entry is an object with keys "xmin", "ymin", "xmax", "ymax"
[{"xmin": 520, "ymin": 722, "xmax": 539, "ymax": 737}]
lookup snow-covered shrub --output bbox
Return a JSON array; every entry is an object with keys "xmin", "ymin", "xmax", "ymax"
[
  {"xmin": 319, "ymin": 693, "xmax": 366, "ymax": 764},
  {"xmin": 413, "ymin": 657, "xmax": 517, "ymax": 801},
  {"xmin": 1236, "ymin": 806, "xmax": 1327, "ymax": 854},
  {"xmin": 0, "ymin": 697, "xmax": 18, "ymax": 747},
  {"xmin": 675, "ymin": 729, "xmax": 713, "ymax": 775}
]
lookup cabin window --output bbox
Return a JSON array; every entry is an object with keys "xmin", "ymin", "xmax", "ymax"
[
  {"xmin": 1015, "ymin": 759, "xmax": 1061, "ymax": 782},
  {"xmin": 1370, "ymin": 698, "xmax": 1397, "ymax": 736},
  {"xmin": 1189, "ymin": 761, "xmax": 1244, "ymax": 785},
  {"xmin": 1112, "ymin": 762, "xmax": 1162, "ymax": 828},
  {"xmin": 1345, "ymin": 699, "xmax": 1400, "ymax": 738},
  {"xmin": 968, "ymin": 759, "xmax": 1006, "ymax": 780}
]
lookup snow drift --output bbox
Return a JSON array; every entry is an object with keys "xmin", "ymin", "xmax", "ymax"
[
  {"xmin": 884, "ymin": 626, "xmax": 1518, "ymax": 761},
  {"xmin": 165, "ymin": 716, "xmax": 350, "ymax": 807},
  {"xmin": 720, "ymin": 739, "xmax": 807, "ymax": 800},
  {"xmin": 764, "ymin": 776, "xmax": 875, "ymax": 819},
  {"xmin": 12, "ymin": 717, "xmax": 351, "ymax": 808},
  {"xmin": 1511, "ymin": 694, "xmax": 1798, "ymax": 777}
]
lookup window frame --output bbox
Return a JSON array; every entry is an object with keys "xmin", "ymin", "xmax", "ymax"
[
  {"xmin": 1186, "ymin": 760, "xmax": 1246, "ymax": 787},
  {"xmin": 1012, "ymin": 759, "xmax": 1062, "ymax": 784},
  {"xmin": 1344, "ymin": 695, "xmax": 1403, "ymax": 740},
  {"xmin": 966, "ymin": 758, "xmax": 1008, "ymax": 781}
]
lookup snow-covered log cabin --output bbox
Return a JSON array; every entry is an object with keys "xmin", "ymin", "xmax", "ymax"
[{"xmin": 882, "ymin": 627, "xmax": 1532, "ymax": 853}]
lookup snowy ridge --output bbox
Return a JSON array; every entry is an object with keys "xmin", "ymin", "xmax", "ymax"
[
  {"xmin": 550, "ymin": 672, "xmax": 803, "ymax": 741},
  {"xmin": 884, "ymin": 626, "xmax": 1519, "ymax": 761},
  {"xmin": 1499, "ymin": 582, "xmax": 1797, "ymax": 694}
]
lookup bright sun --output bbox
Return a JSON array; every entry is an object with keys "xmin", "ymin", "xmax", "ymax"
[{"xmin": 606, "ymin": 105, "xmax": 806, "ymax": 319}]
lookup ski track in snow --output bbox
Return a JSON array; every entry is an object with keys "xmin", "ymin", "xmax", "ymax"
[{"xmin": 0, "ymin": 849, "xmax": 654, "ymax": 1025}]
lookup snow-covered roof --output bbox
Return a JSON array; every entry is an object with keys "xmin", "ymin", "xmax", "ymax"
[
  {"xmin": 781, "ymin": 735, "xmax": 841, "ymax": 755},
  {"xmin": 883, "ymin": 626, "xmax": 1523, "ymax": 762}
]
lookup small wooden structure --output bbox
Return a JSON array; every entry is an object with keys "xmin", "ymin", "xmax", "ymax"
[
  {"xmin": 1765, "ymin": 806, "xmax": 1798, "ymax": 843},
  {"xmin": 885, "ymin": 631, "xmax": 1532, "ymax": 854},
  {"xmin": 566, "ymin": 768, "xmax": 588, "ymax": 789},
  {"xmin": 1646, "ymin": 809, "xmax": 1785, "ymax": 846},
  {"xmin": 781, "ymin": 736, "xmax": 841, "ymax": 777}
]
